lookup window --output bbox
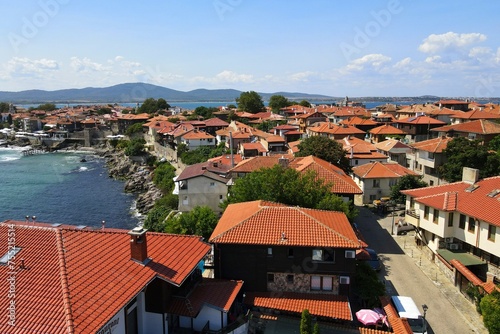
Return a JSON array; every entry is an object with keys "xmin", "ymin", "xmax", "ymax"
[
  {"xmin": 488, "ymin": 225, "xmax": 496, "ymax": 241},
  {"xmin": 267, "ymin": 247, "xmax": 273, "ymax": 257},
  {"xmin": 288, "ymin": 248, "xmax": 294, "ymax": 258},
  {"xmin": 210, "ymin": 182, "xmax": 215, "ymax": 187},
  {"xmin": 355, "ymin": 160, "xmax": 359, "ymax": 165},
  {"xmin": 468, "ymin": 217, "xmax": 476, "ymax": 232},
  {"xmin": 312, "ymin": 249, "xmax": 334, "ymax": 262},
  {"xmin": 430, "ymin": 180, "xmax": 434, "ymax": 186},
  {"xmin": 433, "ymin": 209, "xmax": 439, "ymax": 224},
  {"xmin": 448, "ymin": 212, "xmax": 454, "ymax": 227},
  {"xmin": 424, "ymin": 206, "xmax": 429, "ymax": 219},
  {"xmin": 0, "ymin": 247, "xmax": 21, "ymax": 265},
  {"xmin": 287, "ymin": 274, "xmax": 294, "ymax": 284},
  {"xmin": 459, "ymin": 214, "xmax": 466, "ymax": 229},
  {"xmin": 369, "ymin": 194, "xmax": 376, "ymax": 201},
  {"xmin": 373, "ymin": 179, "xmax": 380, "ymax": 188},
  {"xmin": 310, "ymin": 276, "xmax": 333, "ymax": 291},
  {"xmin": 267, "ymin": 273, "xmax": 275, "ymax": 282},
  {"xmin": 428, "ymin": 152, "xmax": 435, "ymax": 160},
  {"xmin": 182, "ymin": 196, "xmax": 188, "ymax": 205}
]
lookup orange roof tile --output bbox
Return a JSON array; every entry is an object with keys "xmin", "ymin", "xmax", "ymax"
[
  {"xmin": 396, "ymin": 115, "xmax": 446, "ymax": 125},
  {"xmin": 181, "ymin": 130, "xmax": 215, "ymax": 140},
  {"xmin": 352, "ymin": 162, "xmax": 418, "ymax": 179},
  {"xmin": 245, "ymin": 292, "xmax": 352, "ymax": 321},
  {"xmin": 167, "ymin": 279, "xmax": 243, "ymax": 317},
  {"xmin": 209, "ymin": 201, "xmax": 362, "ymax": 249},
  {"xmin": 308, "ymin": 122, "xmax": 366, "ymax": 136},
  {"xmin": 431, "ymin": 119, "xmax": 500, "ymax": 135},
  {"xmin": 0, "ymin": 222, "xmax": 210, "ymax": 333},
  {"xmin": 410, "ymin": 136, "xmax": 453, "ymax": 153},
  {"xmin": 369, "ymin": 124, "xmax": 405, "ymax": 135},
  {"xmin": 242, "ymin": 142, "xmax": 267, "ymax": 153},
  {"xmin": 402, "ymin": 176, "xmax": 500, "ymax": 227},
  {"xmin": 379, "ymin": 296, "xmax": 413, "ymax": 334},
  {"xmin": 450, "ymin": 260, "xmax": 483, "ymax": 286}
]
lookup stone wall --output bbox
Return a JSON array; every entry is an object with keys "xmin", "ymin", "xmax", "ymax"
[
  {"xmin": 435, "ymin": 254, "xmax": 455, "ymax": 283},
  {"xmin": 267, "ymin": 273, "xmax": 339, "ymax": 294}
]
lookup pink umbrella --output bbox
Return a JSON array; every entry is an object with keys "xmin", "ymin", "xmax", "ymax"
[{"xmin": 356, "ymin": 309, "xmax": 384, "ymax": 326}]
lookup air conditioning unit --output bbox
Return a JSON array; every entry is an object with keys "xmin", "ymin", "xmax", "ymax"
[
  {"xmin": 444, "ymin": 237, "xmax": 454, "ymax": 243},
  {"xmin": 345, "ymin": 250, "xmax": 355, "ymax": 259},
  {"xmin": 339, "ymin": 276, "xmax": 350, "ymax": 284},
  {"xmin": 449, "ymin": 243, "xmax": 459, "ymax": 250}
]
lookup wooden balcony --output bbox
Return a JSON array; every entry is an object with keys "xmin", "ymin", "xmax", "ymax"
[{"xmin": 405, "ymin": 209, "xmax": 420, "ymax": 227}]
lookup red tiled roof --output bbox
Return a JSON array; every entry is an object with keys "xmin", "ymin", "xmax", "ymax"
[
  {"xmin": 450, "ymin": 260, "xmax": 483, "ymax": 286},
  {"xmin": 352, "ymin": 162, "xmax": 418, "ymax": 179},
  {"xmin": 396, "ymin": 115, "xmax": 446, "ymax": 125},
  {"xmin": 308, "ymin": 122, "xmax": 366, "ymax": 136},
  {"xmin": 242, "ymin": 142, "xmax": 267, "ymax": 153},
  {"xmin": 181, "ymin": 130, "xmax": 215, "ymax": 140},
  {"xmin": 402, "ymin": 176, "xmax": 500, "ymax": 227},
  {"xmin": 245, "ymin": 292, "xmax": 352, "ymax": 321},
  {"xmin": 452, "ymin": 110, "xmax": 500, "ymax": 120},
  {"xmin": 167, "ymin": 279, "xmax": 243, "ymax": 317},
  {"xmin": 176, "ymin": 161, "xmax": 230, "ymax": 182},
  {"xmin": 289, "ymin": 156, "xmax": 362, "ymax": 194},
  {"xmin": 369, "ymin": 124, "xmax": 405, "ymax": 135},
  {"xmin": 409, "ymin": 136, "xmax": 453, "ymax": 153},
  {"xmin": 374, "ymin": 139, "xmax": 412, "ymax": 152},
  {"xmin": 204, "ymin": 117, "xmax": 229, "ymax": 127},
  {"xmin": 209, "ymin": 200, "xmax": 362, "ymax": 249},
  {"xmin": 431, "ymin": 119, "xmax": 500, "ymax": 134},
  {"xmin": 380, "ymin": 296, "xmax": 413, "ymax": 334},
  {"xmin": 229, "ymin": 156, "xmax": 294, "ymax": 173},
  {"xmin": 0, "ymin": 222, "xmax": 210, "ymax": 333}
]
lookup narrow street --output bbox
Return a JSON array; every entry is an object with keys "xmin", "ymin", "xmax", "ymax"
[{"xmin": 354, "ymin": 206, "xmax": 485, "ymax": 334}]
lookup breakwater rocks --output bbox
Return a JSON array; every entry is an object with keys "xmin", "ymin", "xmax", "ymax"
[{"xmin": 99, "ymin": 149, "xmax": 163, "ymax": 215}]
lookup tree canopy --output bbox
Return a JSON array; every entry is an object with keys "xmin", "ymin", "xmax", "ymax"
[
  {"xmin": 438, "ymin": 137, "xmax": 500, "ymax": 182},
  {"xmin": 480, "ymin": 290, "xmax": 500, "ymax": 333},
  {"xmin": 164, "ymin": 206, "xmax": 219, "ymax": 240},
  {"xmin": 390, "ymin": 175, "xmax": 428, "ymax": 204},
  {"xmin": 223, "ymin": 165, "xmax": 357, "ymax": 220},
  {"xmin": 299, "ymin": 100, "xmax": 312, "ymax": 108},
  {"xmin": 268, "ymin": 95, "xmax": 290, "ymax": 113},
  {"xmin": 138, "ymin": 98, "xmax": 170, "ymax": 114},
  {"xmin": 236, "ymin": 91, "xmax": 265, "ymax": 113},
  {"xmin": 296, "ymin": 136, "xmax": 351, "ymax": 173},
  {"xmin": 354, "ymin": 261, "xmax": 386, "ymax": 308},
  {"xmin": 300, "ymin": 309, "xmax": 312, "ymax": 334}
]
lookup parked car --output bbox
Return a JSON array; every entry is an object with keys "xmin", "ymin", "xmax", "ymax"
[
  {"xmin": 395, "ymin": 219, "xmax": 415, "ymax": 235},
  {"xmin": 373, "ymin": 197, "xmax": 391, "ymax": 207},
  {"xmin": 357, "ymin": 248, "xmax": 381, "ymax": 271}
]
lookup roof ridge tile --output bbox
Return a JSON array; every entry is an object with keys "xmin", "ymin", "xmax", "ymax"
[{"xmin": 55, "ymin": 229, "xmax": 75, "ymax": 333}]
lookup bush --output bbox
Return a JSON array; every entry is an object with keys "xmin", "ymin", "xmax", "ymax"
[{"xmin": 153, "ymin": 162, "xmax": 177, "ymax": 193}]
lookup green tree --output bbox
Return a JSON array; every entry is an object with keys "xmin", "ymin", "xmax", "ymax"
[
  {"xmin": 299, "ymin": 100, "xmax": 312, "ymax": 108},
  {"xmin": 488, "ymin": 134, "xmax": 500, "ymax": 152},
  {"xmin": 354, "ymin": 261, "xmax": 386, "ymax": 308},
  {"xmin": 300, "ymin": 309, "xmax": 312, "ymax": 334},
  {"xmin": 317, "ymin": 194, "xmax": 358, "ymax": 221},
  {"xmin": 296, "ymin": 136, "xmax": 351, "ymax": 173},
  {"xmin": 138, "ymin": 98, "xmax": 170, "ymax": 114},
  {"xmin": 125, "ymin": 122, "xmax": 145, "ymax": 136},
  {"xmin": 153, "ymin": 162, "xmax": 177, "ymax": 193},
  {"xmin": 268, "ymin": 95, "xmax": 290, "ymax": 113},
  {"xmin": 236, "ymin": 91, "xmax": 264, "ymax": 113},
  {"xmin": 164, "ymin": 206, "xmax": 218, "ymax": 240},
  {"xmin": 390, "ymin": 175, "xmax": 428, "ymax": 204},
  {"xmin": 124, "ymin": 138, "xmax": 146, "ymax": 156},
  {"xmin": 438, "ymin": 137, "xmax": 500, "ymax": 182},
  {"xmin": 312, "ymin": 322, "xmax": 320, "ymax": 334},
  {"xmin": 0, "ymin": 102, "xmax": 10, "ymax": 113},
  {"xmin": 143, "ymin": 205, "xmax": 171, "ymax": 232},
  {"xmin": 480, "ymin": 290, "xmax": 500, "ymax": 333},
  {"xmin": 193, "ymin": 106, "xmax": 218, "ymax": 119}
]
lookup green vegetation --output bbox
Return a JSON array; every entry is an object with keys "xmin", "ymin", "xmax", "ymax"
[
  {"xmin": 29, "ymin": 103, "xmax": 57, "ymax": 112},
  {"xmin": 300, "ymin": 309, "xmax": 312, "ymax": 334},
  {"xmin": 236, "ymin": 91, "xmax": 265, "ymax": 113},
  {"xmin": 223, "ymin": 165, "xmax": 357, "ymax": 219},
  {"xmin": 390, "ymin": 175, "xmax": 428, "ymax": 204},
  {"xmin": 178, "ymin": 143, "xmax": 229, "ymax": 165},
  {"xmin": 190, "ymin": 106, "xmax": 219, "ymax": 120},
  {"xmin": 153, "ymin": 162, "xmax": 177, "ymax": 193},
  {"xmin": 0, "ymin": 102, "xmax": 12, "ymax": 113},
  {"xmin": 438, "ymin": 137, "xmax": 500, "ymax": 182},
  {"xmin": 354, "ymin": 261, "xmax": 386, "ymax": 308},
  {"xmin": 480, "ymin": 290, "xmax": 500, "ymax": 333},
  {"xmin": 296, "ymin": 136, "xmax": 352, "ymax": 173},
  {"xmin": 256, "ymin": 120, "xmax": 286, "ymax": 133},
  {"xmin": 125, "ymin": 122, "xmax": 145, "ymax": 136},
  {"xmin": 164, "ymin": 206, "xmax": 219, "ymax": 240},
  {"xmin": 268, "ymin": 94, "xmax": 291, "ymax": 113},
  {"xmin": 298, "ymin": 100, "xmax": 312, "ymax": 108},
  {"xmin": 124, "ymin": 138, "xmax": 146, "ymax": 156},
  {"xmin": 138, "ymin": 97, "xmax": 170, "ymax": 115}
]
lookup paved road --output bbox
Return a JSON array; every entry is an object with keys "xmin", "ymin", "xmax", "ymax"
[{"xmin": 354, "ymin": 206, "xmax": 480, "ymax": 334}]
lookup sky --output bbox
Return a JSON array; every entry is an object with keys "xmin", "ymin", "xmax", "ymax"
[{"xmin": 1, "ymin": 1, "xmax": 500, "ymax": 98}]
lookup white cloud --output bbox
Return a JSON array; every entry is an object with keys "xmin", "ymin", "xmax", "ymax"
[
  {"xmin": 70, "ymin": 57, "xmax": 108, "ymax": 72},
  {"xmin": 425, "ymin": 55, "xmax": 441, "ymax": 63},
  {"xmin": 214, "ymin": 70, "xmax": 254, "ymax": 83},
  {"xmin": 289, "ymin": 71, "xmax": 316, "ymax": 82},
  {"xmin": 7, "ymin": 57, "xmax": 59, "ymax": 75},
  {"xmin": 345, "ymin": 54, "xmax": 391, "ymax": 71},
  {"xmin": 418, "ymin": 32, "xmax": 487, "ymax": 54}
]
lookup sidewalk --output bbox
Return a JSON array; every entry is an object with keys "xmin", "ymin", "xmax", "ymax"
[{"xmin": 391, "ymin": 232, "xmax": 487, "ymax": 333}]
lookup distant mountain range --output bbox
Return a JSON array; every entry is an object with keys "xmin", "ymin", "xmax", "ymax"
[{"xmin": 0, "ymin": 83, "xmax": 334, "ymax": 104}]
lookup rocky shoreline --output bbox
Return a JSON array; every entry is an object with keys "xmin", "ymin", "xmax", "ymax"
[{"xmin": 96, "ymin": 147, "xmax": 164, "ymax": 217}]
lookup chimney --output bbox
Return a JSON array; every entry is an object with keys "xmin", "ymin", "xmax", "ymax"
[
  {"xmin": 462, "ymin": 167, "xmax": 480, "ymax": 184},
  {"xmin": 278, "ymin": 156, "xmax": 289, "ymax": 168},
  {"xmin": 128, "ymin": 227, "xmax": 149, "ymax": 264}
]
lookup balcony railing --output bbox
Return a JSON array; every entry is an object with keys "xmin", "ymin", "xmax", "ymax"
[{"xmin": 405, "ymin": 209, "xmax": 420, "ymax": 227}]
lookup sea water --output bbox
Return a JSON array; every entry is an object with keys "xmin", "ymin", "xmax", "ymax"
[{"xmin": 0, "ymin": 147, "xmax": 139, "ymax": 229}]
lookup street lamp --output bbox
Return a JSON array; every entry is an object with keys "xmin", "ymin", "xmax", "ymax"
[
  {"xmin": 391, "ymin": 208, "xmax": 396, "ymax": 235},
  {"xmin": 422, "ymin": 304, "xmax": 428, "ymax": 333}
]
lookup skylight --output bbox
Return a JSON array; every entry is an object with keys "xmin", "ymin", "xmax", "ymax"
[{"xmin": 0, "ymin": 247, "xmax": 21, "ymax": 264}]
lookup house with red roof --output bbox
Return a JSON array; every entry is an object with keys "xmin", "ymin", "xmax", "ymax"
[
  {"xmin": 434, "ymin": 99, "xmax": 470, "ymax": 111},
  {"xmin": 175, "ymin": 160, "xmax": 230, "ymax": 214},
  {"xmin": 395, "ymin": 115, "xmax": 446, "ymax": 143},
  {"xmin": 401, "ymin": 168, "xmax": 500, "ymax": 296},
  {"xmin": 0, "ymin": 221, "xmax": 245, "ymax": 333},
  {"xmin": 307, "ymin": 122, "xmax": 366, "ymax": 140},
  {"xmin": 406, "ymin": 136, "xmax": 454, "ymax": 186},
  {"xmin": 209, "ymin": 200, "xmax": 363, "ymax": 323},
  {"xmin": 351, "ymin": 162, "xmax": 418, "ymax": 205},
  {"xmin": 374, "ymin": 139, "xmax": 412, "ymax": 166},
  {"xmin": 340, "ymin": 136, "xmax": 389, "ymax": 167},
  {"xmin": 180, "ymin": 129, "xmax": 216, "ymax": 151},
  {"xmin": 368, "ymin": 124, "xmax": 406, "ymax": 143},
  {"xmin": 430, "ymin": 119, "xmax": 500, "ymax": 146},
  {"xmin": 450, "ymin": 109, "xmax": 500, "ymax": 124}
]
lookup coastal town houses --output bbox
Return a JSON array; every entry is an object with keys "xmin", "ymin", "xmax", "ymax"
[
  {"xmin": 394, "ymin": 115, "xmax": 446, "ymax": 143},
  {"xmin": 351, "ymin": 161, "xmax": 418, "ymax": 206},
  {"xmin": 401, "ymin": 168, "xmax": 500, "ymax": 297},
  {"xmin": 209, "ymin": 200, "xmax": 363, "ymax": 323},
  {"xmin": 339, "ymin": 136, "xmax": 389, "ymax": 167},
  {"xmin": 175, "ymin": 160, "xmax": 230, "ymax": 214},
  {"xmin": 0, "ymin": 221, "xmax": 246, "ymax": 334},
  {"xmin": 406, "ymin": 135, "xmax": 454, "ymax": 186},
  {"xmin": 430, "ymin": 119, "xmax": 500, "ymax": 146},
  {"xmin": 374, "ymin": 139, "xmax": 412, "ymax": 166},
  {"xmin": 449, "ymin": 108, "xmax": 500, "ymax": 125},
  {"xmin": 368, "ymin": 124, "xmax": 406, "ymax": 144},
  {"xmin": 179, "ymin": 129, "xmax": 216, "ymax": 151},
  {"xmin": 306, "ymin": 122, "xmax": 366, "ymax": 141}
]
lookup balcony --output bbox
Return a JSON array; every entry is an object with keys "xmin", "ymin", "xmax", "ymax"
[{"xmin": 405, "ymin": 209, "xmax": 420, "ymax": 227}]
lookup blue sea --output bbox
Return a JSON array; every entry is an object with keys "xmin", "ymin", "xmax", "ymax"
[{"xmin": 0, "ymin": 147, "xmax": 140, "ymax": 229}]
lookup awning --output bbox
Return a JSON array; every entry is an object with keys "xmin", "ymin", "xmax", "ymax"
[
  {"xmin": 437, "ymin": 249, "xmax": 485, "ymax": 266},
  {"xmin": 450, "ymin": 259, "xmax": 484, "ymax": 286}
]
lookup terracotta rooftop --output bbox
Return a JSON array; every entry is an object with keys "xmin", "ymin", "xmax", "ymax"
[
  {"xmin": 369, "ymin": 124, "xmax": 405, "ymax": 135},
  {"xmin": 379, "ymin": 296, "xmax": 413, "ymax": 334},
  {"xmin": 176, "ymin": 161, "xmax": 230, "ymax": 182},
  {"xmin": 204, "ymin": 117, "xmax": 229, "ymax": 127},
  {"xmin": 244, "ymin": 292, "xmax": 352, "ymax": 321},
  {"xmin": 308, "ymin": 122, "xmax": 366, "ymax": 136},
  {"xmin": 241, "ymin": 142, "xmax": 267, "ymax": 153},
  {"xmin": 431, "ymin": 119, "xmax": 500, "ymax": 135},
  {"xmin": 352, "ymin": 162, "xmax": 418, "ymax": 179},
  {"xmin": 450, "ymin": 260, "xmax": 483, "ymax": 286},
  {"xmin": 402, "ymin": 175, "xmax": 500, "ymax": 227},
  {"xmin": 167, "ymin": 279, "xmax": 243, "ymax": 317},
  {"xmin": 374, "ymin": 139, "xmax": 412, "ymax": 152},
  {"xmin": 209, "ymin": 200, "xmax": 362, "ymax": 249},
  {"xmin": 409, "ymin": 136, "xmax": 453, "ymax": 153},
  {"xmin": 0, "ymin": 221, "xmax": 210, "ymax": 333},
  {"xmin": 396, "ymin": 115, "xmax": 446, "ymax": 125}
]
